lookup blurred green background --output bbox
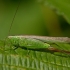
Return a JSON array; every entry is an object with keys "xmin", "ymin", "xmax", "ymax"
[{"xmin": 0, "ymin": 0, "xmax": 70, "ymax": 39}]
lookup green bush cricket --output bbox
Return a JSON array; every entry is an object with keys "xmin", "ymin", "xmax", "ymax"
[{"xmin": 7, "ymin": 35, "xmax": 70, "ymax": 54}]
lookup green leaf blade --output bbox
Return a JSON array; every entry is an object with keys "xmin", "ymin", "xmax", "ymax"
[{"xmin": 0, "ymin": 45, "xmax": 70, "ymax": 70}]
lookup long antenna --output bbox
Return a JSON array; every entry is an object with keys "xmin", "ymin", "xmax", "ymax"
[{"xmin": 8, "ymin": 2, "xmax": 20, "ymax": 36}]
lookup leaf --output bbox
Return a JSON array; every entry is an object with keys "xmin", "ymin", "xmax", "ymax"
[
  {"xmin": 44, "ymin": 0, "xmax": 70, "ymax": 24},
  {"xmin": 0, "ymin": 41, "xmax": 70, "ymax": 70}
]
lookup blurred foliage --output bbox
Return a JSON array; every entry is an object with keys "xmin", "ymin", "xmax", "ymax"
[{"xmin": 0, "ymin": 0, "xmax": 70, "ymax": 38}]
